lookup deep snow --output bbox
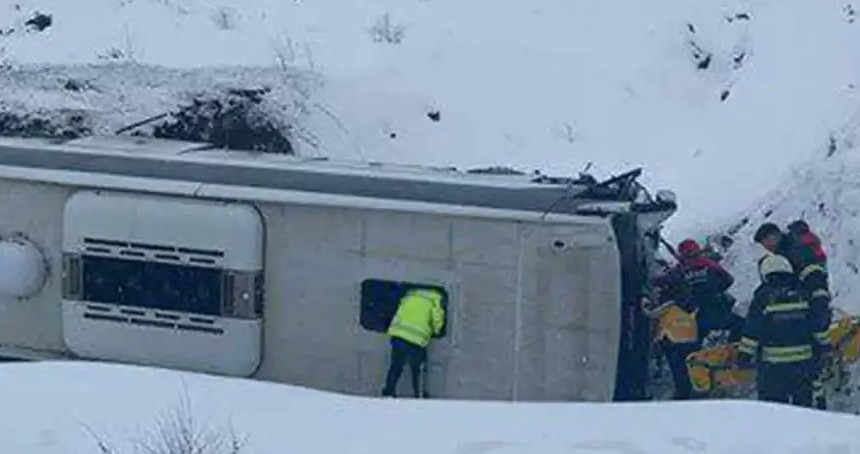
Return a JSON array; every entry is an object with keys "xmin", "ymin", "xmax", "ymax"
[
  {"xmin": 2, "ymin": 0, "xmax": 860, "ymax": 237},
  {"xmin": 5, "ymin": 361, "xmax": 860, "ymax": 454}
]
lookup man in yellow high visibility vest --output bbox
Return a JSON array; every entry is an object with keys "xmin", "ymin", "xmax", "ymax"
[
  {"xmin": 645, "ymin": 277, "xmax": 701, "ymax": 399},
  {"xmin": 381, "ymin": 287, "xmax": 446, "ymax": 398}
]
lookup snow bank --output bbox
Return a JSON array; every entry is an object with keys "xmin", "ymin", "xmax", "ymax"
[
  {"xmin": 721, "ymin": 161, "xmax": 860, "ymax": 310},
  {"xmin": 3, "ymin": 361, "xmax": 859, "ymax": 454},
  {"xmin": 1, "ymin": 0, "xmax": 860, "ymax": 233},
  {"xmin": 0, "ymin": 64, "xmax": 316, "ymax": 150},
  {"xmin": 718, "ymin": 102, "xmax": 860, "ymax": 311}
]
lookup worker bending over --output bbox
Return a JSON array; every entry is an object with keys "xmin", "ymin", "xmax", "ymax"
[{"xmin": 381, "ymin": 288, "xmax": 445, "ymax": 398}]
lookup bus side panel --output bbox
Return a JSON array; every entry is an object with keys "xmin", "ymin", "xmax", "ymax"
[
  {"xmin": 0, "ymin": 179, "xmax": 71, "ymax": 353},
  {"xmin": 517, "ymin": 222, "xmax": 621, "ymax": 401}
]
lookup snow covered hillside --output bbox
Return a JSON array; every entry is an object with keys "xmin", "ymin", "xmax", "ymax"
[
  {"xmin": 2, "ymin": 0, "xmax": 860, "ymax": 236},
  {"xmin": 720, "ymin": 156, "xmax": 860, "ymax": 311},
  {"xmin": 4, "ymin": 361, "xmax": 860, "ymax": 454}
]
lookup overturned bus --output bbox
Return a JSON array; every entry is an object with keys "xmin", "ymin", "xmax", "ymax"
[{"xmin": 0, "ymin": 135, "xmax": 676, "ymax": 401}]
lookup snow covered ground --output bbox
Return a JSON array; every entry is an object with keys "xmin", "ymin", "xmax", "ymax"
[{"xmin": 5, "ymin": 361, "xmax": 860, "ymax": 454}]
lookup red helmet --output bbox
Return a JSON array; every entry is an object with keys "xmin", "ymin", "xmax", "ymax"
[{"xmin": 678, "ymin": 239, "xmax": 701, "ymax": 257}]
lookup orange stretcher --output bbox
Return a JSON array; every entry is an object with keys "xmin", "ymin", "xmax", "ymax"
[
  {"xmin": 685, "ymin": 342, "xmax": 755, "ymax": 397},
  {"xmin": 686, "ymin": 309, "xmax": 860, "ymax": 397}
]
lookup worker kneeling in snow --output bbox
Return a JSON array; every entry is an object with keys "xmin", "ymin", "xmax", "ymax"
[
  {"xmin": 381, "ymin": 288, "xmax": 445, "ymax": 398},
  {"xmin": 737, "ymin": 254, "xmax": 829, "ymax": 407}
]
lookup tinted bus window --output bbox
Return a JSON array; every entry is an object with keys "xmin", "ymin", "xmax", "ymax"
[{"xmin": 81, "ymin": 256, "xmax": 222, "ymax": 316}]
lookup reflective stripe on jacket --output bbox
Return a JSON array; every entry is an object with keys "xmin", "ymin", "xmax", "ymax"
[
  {"xmin": 388, "ymin": 289, "xmax": 446, "ymax": 348},
  {"xmin": 739, "ymin": 280, "xmax": 816, "ymax": 365}
]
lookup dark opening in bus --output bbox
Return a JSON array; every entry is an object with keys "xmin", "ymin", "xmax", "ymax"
[
  {"xmin": 81, "ymin": 256, "xmax": 223, "ymax": 316},
  {"xmin": 611, "ymin": 213, "xmax": 652, "ymax": 401}
]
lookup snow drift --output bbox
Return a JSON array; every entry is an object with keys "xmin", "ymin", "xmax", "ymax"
[{"xmin": 3, "ymin": 361, "xmax": 860, "ymax": 454}]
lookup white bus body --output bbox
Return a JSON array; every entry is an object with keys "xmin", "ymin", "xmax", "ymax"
[{"xmin": 0, "ymin": 136, "xmax": 676, "ymax": 401}]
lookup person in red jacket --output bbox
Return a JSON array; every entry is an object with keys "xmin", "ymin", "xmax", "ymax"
[
  {"xmin": 655, "ymin": 239, "xmax": 735, "ymax": 345},
  {"xmin": 787, "ymin": 220, "xmax": 827, "ymax": 262},
  {"xmin": 785, "ymin": 220, "xmax": 831, "ymax": 409}
]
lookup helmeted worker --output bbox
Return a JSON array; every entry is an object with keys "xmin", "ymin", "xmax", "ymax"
[
  {"xmin": 737, "ymin": 254, "xmax": 828, "ymax": 407},
  {"xmin": 654, "ymin": 239, "xmax": 735, "ymax": 345},
  {"xmin": 754, "ymin": 221, "xmax": 831, "ymax": 311},
  {"xmin": 754, "ymin": 221, "xmax": 832, "ymax": 408},
  {"xmin": 381, "ymin": 288, "xmax": 446, "ymax": 398}
]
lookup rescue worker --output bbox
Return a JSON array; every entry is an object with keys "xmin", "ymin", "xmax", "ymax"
[
  {"xmin": 754, "ymin": 222, "xmax": 831, "ymax": 309},
  {"xmin": 655, "ymin": 239, "xmax": 735, "ymax": 345},
  {"xmin": 754, "ymin": 221, "xmax": 832, "ymax": 408},
  {"xmin": 646, "ymin": 275, "xmax": 701, "ymax": 399},
  {"xmin": 784, "ymin": 220, "xmax": 831, "ymax": 307},
  {"xmin": 736, "ymin": 254, "xmax": 829, "ymax": 407},
  {"xmin": 381, "ymin": 287, "xmax": 446, "ymax": 398}
]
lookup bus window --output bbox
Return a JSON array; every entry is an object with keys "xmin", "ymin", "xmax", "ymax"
[
  {"xmin": 80, "ymin": 256, "xmax": 223, "ymax": 316},
  {"xmin": 359, "ymin": 279, "xmax": 449, "ymax": 337}
]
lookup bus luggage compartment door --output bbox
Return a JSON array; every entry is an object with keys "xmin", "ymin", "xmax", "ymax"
[{"xmin": 60, "ymin": 190, "xmax": 265, "ymax": 377}]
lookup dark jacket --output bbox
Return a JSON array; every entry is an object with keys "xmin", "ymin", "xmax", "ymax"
[
  {"xmin": 738, "ymin": 273, "xmax": 828, "ymax": 365},
  {"xmin": 778, "ymin": 231, "xmax": 831, "ymax": 330},
  {"xmin": 651, "ymin": 268, "xmax": 694, "ymax": 312},
  {"xmin": 662, "ymin": 256, "xmax": 734, "ymax": 327}
]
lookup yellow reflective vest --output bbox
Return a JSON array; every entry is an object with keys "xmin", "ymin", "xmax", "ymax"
[
  {"xmin": 658, "ymin": 304, "xmax": 698, "ymax": 344},
  {"xmin": 388, "ymin": 289, "xmax": 446, "ymax": 347}
]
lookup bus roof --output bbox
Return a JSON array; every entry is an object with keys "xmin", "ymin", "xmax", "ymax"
[{"xmin": 0, "ymin": 136, "xmax": 666, "ymax": 219}]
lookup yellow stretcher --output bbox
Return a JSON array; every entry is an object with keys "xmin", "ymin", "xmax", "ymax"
[{"xmin": 686, "ymin": 309, "xmax": 860, "ymax": 397}]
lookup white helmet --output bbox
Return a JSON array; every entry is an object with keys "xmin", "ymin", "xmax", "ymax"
[{"xmin": 758, "ymin": 253, "xmax": 794, "ymax": 281}]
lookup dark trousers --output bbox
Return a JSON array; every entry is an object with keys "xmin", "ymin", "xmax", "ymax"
[
  {"xmin": 662, "ymin": 340, "xmax": 699, "ymax": 399},
  {"xmin": 757, "ymin": 361, "xmax": 814, "ymax": 407},
  {"xmin": 382, "ymin": 337, "xmax": 427, "ymax": 398}
]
